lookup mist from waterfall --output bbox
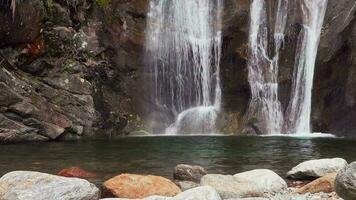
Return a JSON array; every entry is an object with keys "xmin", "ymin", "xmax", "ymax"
[
  {"xmin": 246, "ymin": 0, "xmax": 288, "ymax": 135},
  {"xmin": 145, "ymin": 0, "xmax": 223, "ymax": 134},
  {"xmin": 285, "ymin": 0, "xmax": 328, "ymax": 134}
]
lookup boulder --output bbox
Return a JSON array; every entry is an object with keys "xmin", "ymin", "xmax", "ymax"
[
  {"xmin": 175, "ymin": 181, "xmax": 200, "ymax": 191},
  {"xmin": 335, "ymin": 162, "xmax": 356, "ymax": 200},
  {"xmin": 172, "ymin": 186, "xmax": 221, "ymax": 200},
  {"xmin": 0, "ymin": 171, "xmax": 100, "ymax": 200},
  {"xmin": 57, "ymin": 166, "xmax": 96, "ymax": 178},
  {"xmin": 173, "ymin": 164, "xmax": 207, "ymax": 183},
  {"xmin": 201, "ymin": 174, "xmax": 245, "ymax": 199},
  {"xmin": 100, "ymin": 186, "xmax": 221, "ymax": 200},
  {"xmin": 201, "ymin": 170, "xmax": 287, "ymax": 199},
  {"xmin": 287, "ymin": 158, "xmax": 347, "ymax": 179},
  {"xmin": 233, "ymin": 169, "xmax": 287, "ymax": 195},
  {"xmin": 296, "ymin": 173, "xmax": 337, "ymax": 194},
  {"xmin": 102, "ymin": 174, "xmax": 181, "ymax": 198}
]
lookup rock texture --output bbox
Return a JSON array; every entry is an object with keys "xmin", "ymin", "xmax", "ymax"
[
  {"xmin": 102, "ymin": 174, "xmax": 181, "ymax": 198},
  {"xmin": 173, "ymin": 164, "xmax": 207, "ymax": 183},
  {"xmin": 0, "ymin": 171, "xmax": 100, "ymax": 200},
  {"xmin": 201, "ymin": 169, "xmax": 287, "ymax": 199},
  {"xmin": 0, "ymin": 0, "xmax": 356, "ymax": 139},
  {"xmin": 100, "ymin": 186, "xmax": 221, "ymax": 200},
  {"xmin": 335, "ymin": 162, "xmax": 356, "ymax": 200},
  {"xmin": 296, "ymin": 173, "xmax": 337, "ymax": 194},
  {"xmin": 57, "ymin": 166, "xmax": 96, "ymax": 178},
  {"xmin": 287, "ymin": 158, "xmax": 347, "ymax": 179}
]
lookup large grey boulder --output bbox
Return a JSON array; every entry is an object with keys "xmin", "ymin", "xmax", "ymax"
[
  {"xmin": 233, "ymin": 169, "xmax": 287, "ymax": 195},
  {"xmin": 201, "ymin": 170, "xmax": 286, "ymax": 199},
  {"xmin": 287, "ymin": 158, "xmax": 347, "ymax": 179},
  {"xmin": 0, "ymin": 171, "xmax": 100, "ymax": 200},
  {"xmin": 335, "ymin": 162, "xmax": 356, "ymax": 200},
  {"xmin": 201, "ymin": 174, "xmax": 245, "ymax": 199},
  {"xmin": 101, "ymin": 186, "xmax": 221, "ymax": 200},
  {"xmin": 173, "ymin": 164, "xmax": 207, "ymax": 183}
]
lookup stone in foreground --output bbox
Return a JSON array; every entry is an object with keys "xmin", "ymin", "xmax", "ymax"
[
  {"xmin": 102, "ymin": 174, "xmax": 181, "ymax": 198},
  {"xmin": 0, "ymin": 171, "xmax": 99, "ymax": 200},
  {"xmin": 100, "ymin": 186, "xmax": 221, "ymax": 200},
  {"xmin": 173, "ymin": 164, "xmax": 207, "ymax": 183},
  {"xmin": 296, "ymin": 173, "xmax": 337, "ymax": 194},
  {"xmin": 287, "ymin": 158, "xmax": 347, "ymax": 179},
  {"xmin": 201, "ymin": 169, "xmax": 286, "ymax": 199},
  {"xmin": 335, "ymin": 162, "xmax": 356, "ymax": 200}
]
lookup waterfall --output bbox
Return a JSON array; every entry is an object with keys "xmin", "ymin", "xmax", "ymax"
[
  {"xmin": 246, "ymin": 0, "xmax": 288, "ymax": 134},
  {"xmin": 145, "ymin": 0, "xmax": 223, "ymax": 134},
  {"xmin": 285, "ymin": 0, "xmax": 328, "ymax": 134}
]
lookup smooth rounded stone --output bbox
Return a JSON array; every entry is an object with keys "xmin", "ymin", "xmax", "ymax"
[
  {"xmin": 201, "ymin": 174, "xmax": 247, "ymax": 199},
  {"xmin": 335, "ymin": 161, "xmax": 356, "ymax": 200},
  {"xmin": 102, "ymin": 174, "xmax": 181, "ymax": 198},
  {"xmin": 233, "ymin": 169, "xmax": 287, "ymax": 195},
  {"xmin": 296, "ymin": 173, "xmax": 337, "ymax": 194},
  {"xmin": 173, "ymin": 186, "xmax": 221, "ymax": 200},
  {"xmin": 175, "ymin": 181, "xmax": 200, "ymax": 191},
  {"xmin": 226, "ymin": 198, "xmax": 268, "ymax": 200},
  {"xmin": 287, "ymin": 158, "xmax": 347, "ymax": 179},
  {"xmin": 201, "ymin": 170, "xmax": 286, "ymax": 199},
  {"xmin": 173, "ymin": 164, "xmax": 207, "ymax": 183},
  {"xmin": 57, "ymin": 166, "xmax": 96, "ymax": 178},
  {"xmin": 0, "ymin": 171, "xmax": 100, "ymax": 200},
  {"xmin": 100, "ymin": 186, "xmax": 221, "ymax": 200}
]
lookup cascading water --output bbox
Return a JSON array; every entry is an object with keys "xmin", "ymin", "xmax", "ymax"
[
  {"xmin": 285, "ymin": 0, "xmax": 328, "ymax": 134},
  {"xmin": 246, "ymin": 0, "xmax": 288, "ymax": 134},
  {"xmin": 145, "ymin": 0, "xmax": 223, "ymax": 134}
]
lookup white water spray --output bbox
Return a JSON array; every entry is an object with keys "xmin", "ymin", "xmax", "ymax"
[
  {"xmin": 246, "ymin": 0, "xmax": 288, "ymax": 134},
  {"xmin": 285, "ymin": 0, "xmax": 328, "ymax": 134},
  {"xmin": 145, "ymin": 0, "xmax": 223, "ymax": 134}
]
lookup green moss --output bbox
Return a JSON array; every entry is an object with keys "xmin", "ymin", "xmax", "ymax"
[
  {"xmin": 43, "ymin": 0, "xmax": 54, "ymax": 11},
  {"xmin": 95, "ymin": 0, "xmax": 111, "ymax": 8}
]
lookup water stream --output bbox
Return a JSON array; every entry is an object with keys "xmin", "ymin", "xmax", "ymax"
[
  {"xmin": 246, "ymin": 0, "xmax": 288, "ymax": 134},
  {"xmin": 145, "ymin": 0, "xmax": 223, "ymax": 134},
  {"xmin": 285, "ymin": 0, "xmax": 328, "ymax": 134}
]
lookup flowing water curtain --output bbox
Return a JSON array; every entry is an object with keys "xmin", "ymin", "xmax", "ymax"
[
  {"xmin": 246, "ymin": 0, "xmax": 288, "ymax": 135},
  {"xmin": 284, "ymin": 0, "xmax": 328, "ymax": 134},
  {"xmin": 145, "ymin": 0, "xmax": 223, "ymax": 134}
]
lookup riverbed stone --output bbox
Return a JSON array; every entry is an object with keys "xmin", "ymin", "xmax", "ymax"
[
  {"xmin": 100, "ymin": 186, "xmax": 221, "ymax": 200},
  {"xmin": 102, "ymin": 174, "xmax": 181, "ymax": 198},
  {"xmin": 173, "ymin": 164, "xmax": 207, "ymax": 183},
  {"xmin": 175, "ymin": 180, "xmax": 200, "ymax": 191},
  {"xmin": 335, "ymin": 161, "xmax": 356, "ymax": 200},
  {"xmin": 0, "ymin": 171, "xmax": 100, "ymax": 200},
  {"xmin": 287, "ymin": 158, "xmax": 347, "ymax": 179},
  {"xmin": 233, "ymin": 169, "xmax": 287, "ymax": 195},
  {"xmin": 201, "ymin": 170, "xmax": 286, "ymax": 199},
  {"xmin": 296, "ymin": 173, "xmax": 337, "ymax": 194},
  {"xmin": 57, "ymin": 166, "xmax": 96, "ymax": 178}
]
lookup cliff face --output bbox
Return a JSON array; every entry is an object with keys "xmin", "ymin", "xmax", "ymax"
[{"xmin": 0, "ymin": 0, "xmax": 355, "ymax": 142}]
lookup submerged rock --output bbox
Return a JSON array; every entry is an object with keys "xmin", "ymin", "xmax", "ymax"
[
  {"xmin": 296, "ymin": 173, "xmax": 337, "ymax": 194},
  {"xmin": 57, "ymin": 166, "xmax": 96, "ymax": 178},
  {"xmin": 287, "ymin": 158, "xmax": 347, "ymax": 179},
  {"xmin": 201, "ymin": 169, "xmax": 286, "ymax": 199},
  {"xmin": 335, "ymin": 162, "xmax": 356, "ymax": 200},
  {"xmin": 102, "ymin": 174, "xmax": 181, "ymax": 198},
  {"xmin": 0, "ymin": 171, "xmax": 100, "ymax": 200},
  {"xmin": 100, "ymin": 186, "xmax": 221, "ymax": 200},
  {"xmin": 173, "ymin": 164, "xmax": 207, "ymax": 183}
]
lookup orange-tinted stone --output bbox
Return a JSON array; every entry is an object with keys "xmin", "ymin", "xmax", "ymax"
[{"xmin": 103, "ymin": 174, "xmax": 181, "ymax": 198}]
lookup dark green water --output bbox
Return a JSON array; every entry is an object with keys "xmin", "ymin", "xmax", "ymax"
[{"xmin": 1, "ymin": 136, "xmax": 356, "ymax": 184}]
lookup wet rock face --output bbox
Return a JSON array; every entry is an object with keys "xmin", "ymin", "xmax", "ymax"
[
  {"xmin": 0, "ymin": 0, "xmax": 44, "ymax": 47},
  {"xmin": 0, "ymin": 0, "xmax": 356, "ymax": 140}
]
